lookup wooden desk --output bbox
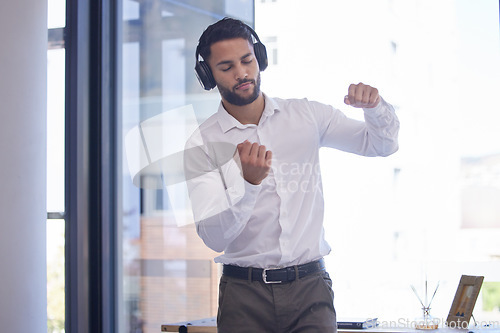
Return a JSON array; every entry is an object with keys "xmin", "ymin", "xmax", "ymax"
[{"xmin": 161, "ymin": 318, "xmax": 500, "ymax": 333}]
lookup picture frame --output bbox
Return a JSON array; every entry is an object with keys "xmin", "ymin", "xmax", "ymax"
[{"xmin": 446, "ymin": 275, "xmax": 484, "ymax": 329}]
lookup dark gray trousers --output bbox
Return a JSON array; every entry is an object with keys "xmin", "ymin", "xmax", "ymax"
[{"xmin": 217, "ymin": 270, "xmax": 337, "ymax": 333}]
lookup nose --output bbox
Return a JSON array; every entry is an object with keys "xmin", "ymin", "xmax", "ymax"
[{"xmin": 234, "ymin": 64, "xmax": 248, "ymax": 81}]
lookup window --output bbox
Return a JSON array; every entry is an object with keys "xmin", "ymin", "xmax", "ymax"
[
  {"xmin": 262, "ymin": 36, "xmax": 278, "ymax": 66},
  {"xmin": 62, "ymin": 0, "xmax": 500, "ymax": 330},
  {"xmin": 47, "ymin": 0, "xmax": 66, "ymax": 331},
  {"xmin": 119, "ymin": 1, "xmax": 254, "ymax": 331},
  {"xmin": 256, "ymin": 0, "xmax": 500, "ymax": 324}
]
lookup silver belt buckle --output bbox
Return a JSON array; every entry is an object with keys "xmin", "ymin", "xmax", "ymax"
[{"xmin": 262, "ymin": 267, "xmax": 282, "ymax": 284}]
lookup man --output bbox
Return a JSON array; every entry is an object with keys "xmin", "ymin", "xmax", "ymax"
[{"xmin": 185, "ymin": 17, "xmax": 399, "ymax": 333}]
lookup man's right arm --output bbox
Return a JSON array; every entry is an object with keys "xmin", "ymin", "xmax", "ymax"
[{"xmin": 185, "ymin": 141, "xmax": 271, "ymax": 252}]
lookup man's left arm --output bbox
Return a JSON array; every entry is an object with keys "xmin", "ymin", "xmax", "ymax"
[{"xmin": 313, "ymin": 82, "xmax": 400, "ymax": 157}]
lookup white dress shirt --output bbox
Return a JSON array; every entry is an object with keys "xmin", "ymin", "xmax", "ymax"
[{"xmin": 184, "ymin": 93, "xmax": 399, "ymax": 268}]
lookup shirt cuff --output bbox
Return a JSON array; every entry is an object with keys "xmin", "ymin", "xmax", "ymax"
[
  {"xmin": 363, "ymin": 96, "xmax": 389, "ymax": 116},
  {"xmin": 244, "ymin": 179, "xmax": 262, "ymax": 194}
]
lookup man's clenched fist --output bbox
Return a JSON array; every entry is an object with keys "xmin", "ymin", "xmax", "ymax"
[
  {"xmin": 344, "ymin": 82, "xmax": 381, "ymax": 109},
  {"xmin": 236, "ymin": 140, "xmax": 272, "ymax": 185}
]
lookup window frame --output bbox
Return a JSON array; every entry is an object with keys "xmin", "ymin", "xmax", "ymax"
[{"xmin": 64, "ymin": 0, "xmax": 119, "ymax": 331}]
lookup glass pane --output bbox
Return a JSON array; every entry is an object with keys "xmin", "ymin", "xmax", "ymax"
[
  {"xmin": 47, "ymin": 219, "xmax": 65, "ymax": 333},
  {"xmin": 48, "ymin": 0, "xmax": 66, "ymax": 29},
  {"xmin": 119, "ymin": 1, "xmax": 254, "ymax": 332},
  {"xmin": 255, "ymin": 0, "xmax": 500, "ymax": 325},
  {"xmin": 47, "ymin": 0, "xmax": 66, "ymax": 331},
  {"xmin": 47, "ymin": 48, "xmax": 66, "ymax": 213},
  {"xmin": 119, "ymin": 0, "xmax": 500, "ymax": 329}
]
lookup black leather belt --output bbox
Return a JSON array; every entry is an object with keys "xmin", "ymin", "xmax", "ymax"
[{"xmin": 223, "ymin": 259, "xmax": 325, "ymax": 284}]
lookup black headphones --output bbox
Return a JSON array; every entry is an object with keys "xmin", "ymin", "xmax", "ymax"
[{"xmin": 194, "ymin": 24, "xmax": 268, "ymax": 91}]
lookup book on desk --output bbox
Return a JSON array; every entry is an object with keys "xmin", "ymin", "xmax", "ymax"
[{"xmin": 337, "ymin": 318, "xmax": 378, "ymax": 329}]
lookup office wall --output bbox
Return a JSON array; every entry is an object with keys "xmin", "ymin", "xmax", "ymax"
[{"xmin": 0, "ymin": 0, "xmax": 47, "ymax": 331}]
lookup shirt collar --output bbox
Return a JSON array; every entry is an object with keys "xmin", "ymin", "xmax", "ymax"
[{"xmin": 216, "ymin": 93, "xmax": 280, "ymax": 133}]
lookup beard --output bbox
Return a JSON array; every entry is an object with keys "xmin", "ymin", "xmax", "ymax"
[{"xmin": 217, "ymin": 73, "xmax": 261, "ymax": 107}]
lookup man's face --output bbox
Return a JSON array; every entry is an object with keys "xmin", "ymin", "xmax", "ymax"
[{"xmin": 207, "ymin": 38, "xmax": 261, "ymax": 106}]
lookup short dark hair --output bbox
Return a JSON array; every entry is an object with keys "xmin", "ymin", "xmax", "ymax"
[{"xmin": 197, "ymin": 17, "xmax": 254, "ymax": 61}]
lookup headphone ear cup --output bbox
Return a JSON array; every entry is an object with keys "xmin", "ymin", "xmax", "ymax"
[
  {"xmin": 195, "ymin": 60, "xmax": 216, "ymax": 90},
  {"xmin": 254, "ymin": 42, "xmax": 268, "ymax": 72}
]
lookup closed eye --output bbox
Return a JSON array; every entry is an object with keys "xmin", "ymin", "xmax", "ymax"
[
  {"xmin": 217, "ymin": 53, "xmax": 254, "ymax": 72},
  {"xmin": 221, "ymin": 59, "xmax": 252, "ymax": 72},
  {"xmin": 241, "ymin": 54, "xmax": 254, "ymax": 64}
]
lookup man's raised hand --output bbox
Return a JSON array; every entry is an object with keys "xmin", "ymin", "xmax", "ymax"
[
  {"xmin": 344, "ymin": 82, "xmax": 380, "ymax": 109},
  {"xmin": 236, "ymin": 141, "xmax": 272, "ymax": 185}
]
